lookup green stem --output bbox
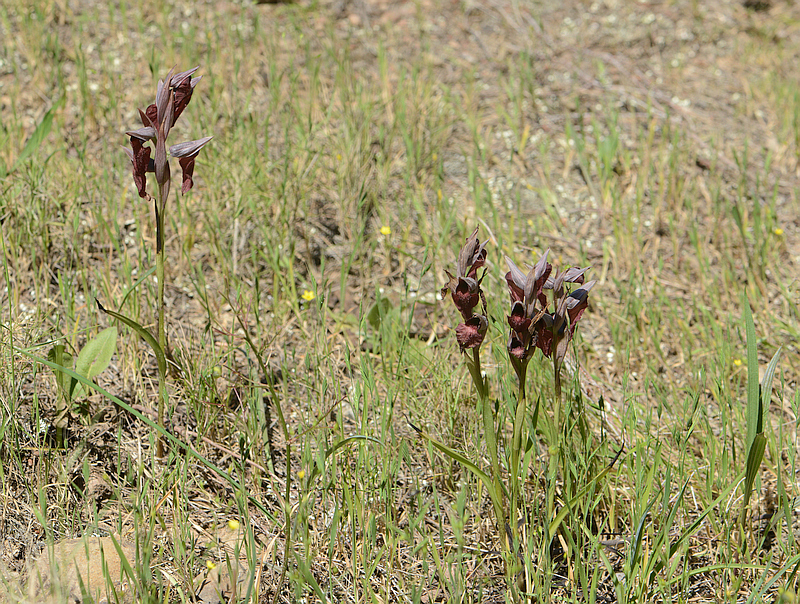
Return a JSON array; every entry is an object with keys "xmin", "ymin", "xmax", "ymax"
[
  {"xmin": 156, "ymin": 197, "xmax": 167, "ymax": 458},
  {"xmin": 469, "ymin": 348, "xmax": 507, "ymax": 550},
  {"xmin": 510, "ymin": 363, "xmax": 527, "ymax": 548},
  {"xmin": 547, "ymin": 344, "xmax": 563, "ymax": 530}
]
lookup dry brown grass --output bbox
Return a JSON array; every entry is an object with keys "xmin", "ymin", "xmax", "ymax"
[{"xmin": 1, "ymin": 0, "xmax": 800, "ymax": 601}]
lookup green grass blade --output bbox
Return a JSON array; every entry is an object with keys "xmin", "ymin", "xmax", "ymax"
[
  {"xmin": 760, "ymin": 346, "xmax": 782, "ymax": 432},
  {"xmin": 548, "ymin": 456, "xmax": 617, "ymax": 538},
  {"xmin": 743, "ymin": 292, "xmax": 759, "ymax": 456},
  {"xmin": 627, "ymin": 496, "xmax": 656, "ymax": 576},
  {"xmin": 293, "ymin": 550, "xmax": 328, "ymax": 603},
  {"xmin": 13, "ymin": 96, "xmax": 63, "ymax": 170},
  {"xmin": 407, "ymin": 417, "xmax": 503, "ymax": 510},
  {"xmin": 97, "ymin": 301, "xmax": 166, "ymax": 379}
]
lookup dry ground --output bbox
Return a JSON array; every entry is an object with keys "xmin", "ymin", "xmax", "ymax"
[{"xmin": 2, "ymin": 0, "xmax": 800, "ymax": 601}]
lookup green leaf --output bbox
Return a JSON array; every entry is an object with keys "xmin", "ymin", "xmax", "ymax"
[
  {"xmin": 408, "ymin": 418, "xmax": 502, "ymax": 510},
  {"xmin": 47, "ymin": 343, "xmax": 74, "ymax": 398},
  {"xmin": 71, "ymin": 326, "xmax": 117, "ymax": 399},
  {"xmin": 13, "ymin": 96, "xmax": 63, "ymax": 171},
  {"xmin": 97, "ymin": 301, "xmax": 166, "ymax": 379},
  {"xmin": 743, "ymin": 433, "xmax": 767, "ymax": 511},
  {"xmin": 760, "ymin": 346, "xmax": 782, "ymax": 433},
  {"xmin": 367, "ymin": 297, "xmax": 392, "ymax": 331}
]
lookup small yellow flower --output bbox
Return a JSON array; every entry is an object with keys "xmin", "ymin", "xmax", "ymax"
[
  {"xmin": 774, "ymin": 227, "xmax": 784, "ymax": 236},
  {"xmin": 206, "ymin": 561, "xmax": 216, "ymax": 570},
  {"xmin": 297, "ymin": 469, "xmax": 305, "ymax": 479},
  {"xmin": 432, "ymin": 153, "xmax": 438, "ymax": 162},
  {"xmin": 437, "ymin": 189, "xmax": 443, "ymax": 202},
  {"xmin": 227, "ymin": 519, "xmax": 240, "ymax": 530},
  {"xmin": 380, "ymin": 225, "xmax": 391, "ymax": 236},
  {"xmin": 301, "ymin": 290, "xmax": 315, "ymax": 301},
  {"xmin": 733, "ymin": 358, "xmax": 743, "ymax": 367},
  {"xmin": 336, "ymin": 153, "xmax": 342, "ymax": 161}
]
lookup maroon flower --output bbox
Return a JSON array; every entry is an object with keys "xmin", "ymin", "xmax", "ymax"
[
  {"xmin": 455, "ymin": 314, "xmax": 488, "ymax": 351},
  {"xmin": 170, "ymin": 137, "xmax": 213, "ymax": 193},
  {"xmin": 504, "ymin": 251, "xmax": 552, "ymax": 366},
  {"xmin": 123, "ymin": 67, "xmax": 211, "ymax": 203},
  {"xmin": 143, "ymin": 67, "xmax": 201, "ymax": 128},
  {"xmin": 533, "ymin": 268, "xmax": 596, "ymax": 362},
  {"xmin": 442, "ymin": 226, "xmax": 490, "ymax": 361},
  {"xmin": 122, "ymin": 132, "xmax": 153, "ymax": 198},
  {"xmin": 442, "ymin": 227, "xmax": 488, "ymax": 321}
]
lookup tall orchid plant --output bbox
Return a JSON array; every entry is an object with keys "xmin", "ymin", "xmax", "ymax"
[
  {"xmin": 109, "ymin": 67, "xmax": 212, "ymax": 457},
  {"xmin": 440, "ymin": 227, "xmax": 597, "ymax": 572}
]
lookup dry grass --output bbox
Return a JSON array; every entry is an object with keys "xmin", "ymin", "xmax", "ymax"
[{"xmin": 1, "ymin": 0, "xmax": 800, "ymax": 602}]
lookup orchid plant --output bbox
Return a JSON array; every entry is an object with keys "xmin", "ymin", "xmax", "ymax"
[
  {"xmin": 504, "ymin": 251, "xmax": 595, "ymax": 539},
  {"xmin": 436, "ymin": 226, "xmax": 597, "ymax": 588},
  {"xmin": 104, "ymin": 67, "xmax": 212, "ymax": 457}
]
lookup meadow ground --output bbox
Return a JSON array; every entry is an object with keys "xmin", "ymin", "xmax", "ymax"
[{"xmin": 2, "ymin": 0, "xmax": 800, "ymax": 602}]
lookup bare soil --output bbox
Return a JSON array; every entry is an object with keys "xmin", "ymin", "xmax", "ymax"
[{"xmin": 2, "ymin": 0, "xmax": 800, "ymax": 601}]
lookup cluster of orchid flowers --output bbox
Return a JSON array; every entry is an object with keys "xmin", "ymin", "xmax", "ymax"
[
  {"xmin": 505, "ymin": 251, "xmax": 595, "ymax": 382},
  {"xmin": 123, "ymin": 67, "xmax": 212, "ymax": 206},
  {"xmin": 441, "ymin": 227, "xmax": 490, "ymax": 352},
  {"xmin": 442, "ymin": 226, "xmax": 596, "ymax": 390}
]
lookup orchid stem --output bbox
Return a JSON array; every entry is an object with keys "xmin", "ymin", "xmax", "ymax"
[
  {"xmin": 156, "ymin": 197, "xmax": 167, "ymax": 458},
  {"xmin": 547, "ymin": 345, "xmax": 562, "ymax": 527},
  {"xmin": 468, "ymin": 348, "xmax": 507, "ymax": 551},
  {"xmin": 510, "ymin": 362, "xmax": 527, "ymax": 549}
]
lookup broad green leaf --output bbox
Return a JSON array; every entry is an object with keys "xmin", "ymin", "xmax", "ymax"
[
  {"xmin": 97, "ymin": 301, "xmax": 166, "ymax": 379},
  {"xmin": 367, "ymin": 297, "xmax": 392, "ymax": 330},
  {"xmin": 72, "ymin": 326, "xmax": 117, "ymax": 399},
  {"xmin": 47, "ymin": 343, "xmax": 74, "ymax": 397},
  {"xmin": 13, "ymin": 96, "xmax": 63, "ymax": 170}
]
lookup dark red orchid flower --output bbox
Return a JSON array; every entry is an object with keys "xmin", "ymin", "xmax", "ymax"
[
  {"xmin": 504, "ymin": 249, "xmax": 596, "ymax": 378},
  {"xmin": 442, "ymin": 226, "xmax": 490, "ymax": 356},
  {"xmin": 441, "ymin": 227, "xmax": 489, "ymax": 321},
  {"xmin": 456, "ymin": 314, "xmax": 488, "ymax": 351},
  {"xmin": 170, "ymin": 137, "xmax": 213, "ymax": 193},
  {"xmin": 123, "ymin": 67, "xmax": 211, "ymax": 203},
  {"xmin": 533, "ymin": 268, "xmax": 596, "ymax": 363},
  {"xmin": 504, "ymin": 251, "xmax": 552, "ymax": 366}
]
